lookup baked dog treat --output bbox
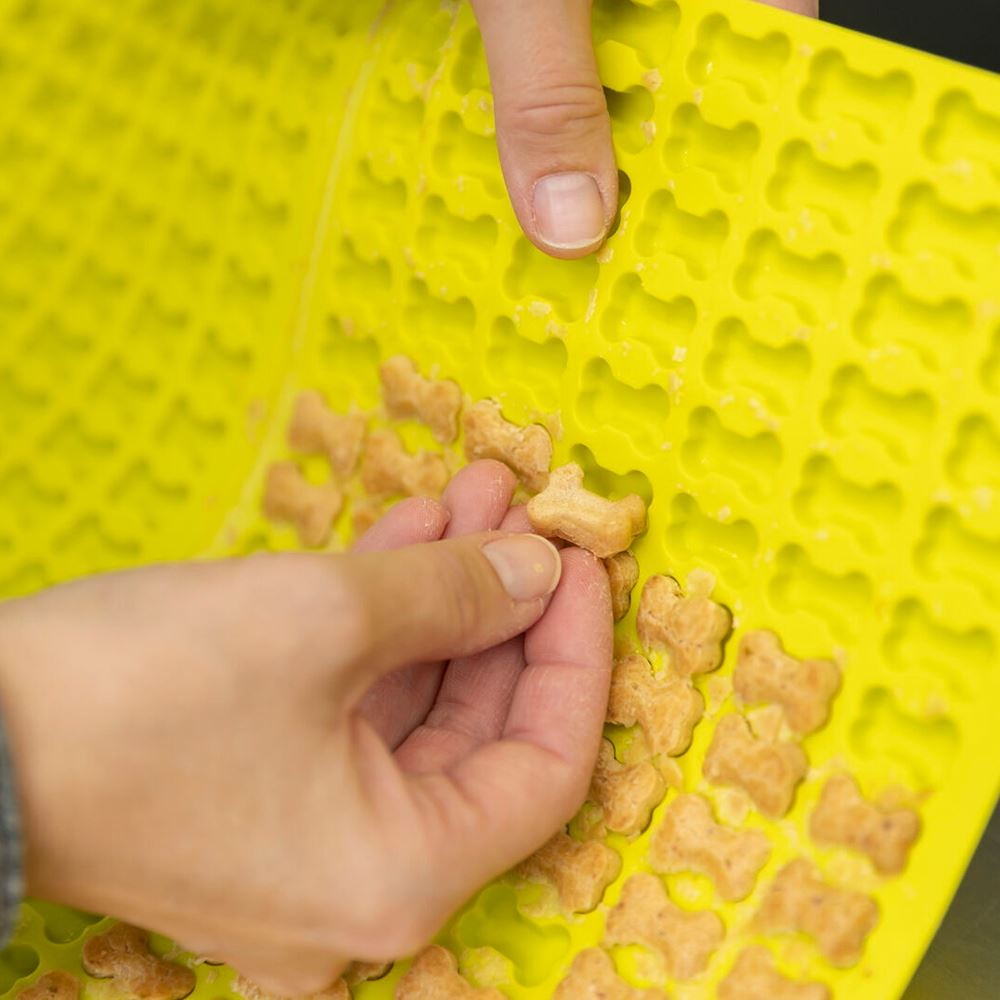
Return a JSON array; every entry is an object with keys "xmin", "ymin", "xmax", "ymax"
[
  {"xmin": 82, "ymin": 923, "xmax": 197, "ymax": 1000},
  {"xmin": 516, "ymin": 831, "xmax": 621, "ymax": 913},
  {"xmin": 553, "ymin": 949, "xmax": 668, "ymax": 1000},
  {"xmin": 287, "ymin": 390, "xmax": 367, "ymax": 479},
  {"xmin": 232, "ymin": 977, "xmax": 348, "ymax": 1000},
  {"xmin": 462, "ymin": 400, "xmax": 552, "ymax": 492},
  {"xmin": 361, "ymin": 428, "xmax": 450, "ymax": 498},
  {"xmin": 718, "ymin": 947, "xmax": 830, "ymax": 1000},
  {"xmin": 395, "ymin": 946, "xmax": 503, "ymax": 1000},
  {"xmin": 606, "ymin": 653, "xmax": 703, "ymax": 757},
  {"xmin": 588, "ymin": 740, "xmax": 667, "ymax": 837},
  {"xmin": 605, "ymin": 550, "xmax": 640, "ymax": 622},
  {"xmin": 17, "ymin": 972, "xmax": 80, "ymax": 1000},
  {"xmin": 732, "ymin": 631, "xmax": 840, "ymax": 735},
  {"xmin": 648, "ymin": 793, "xmax": 771, "ymax": 901},
  {"xmin": 604, "ymin": 873, "xmax": 724, "ymax": 981},
  {"xmin": 703, "ymin": 714, "xmax": 808, "ymax": 818},
  {"xmin": 380, "ymin": 355, "xmax": 462, "ymax": 444},
  {"xmin": 263, "ymin": 461, "xmax": 343, "ymax": 548},
  {"xmin": 754, "ymin": 859, "xmax": 879, "ymax": 967},
  {"xmin": 343, "ymin": 961, "xmax": 392, "ymax": 985},
  {"xmin": 526, "ymin": 463, "xmax": 647, "ymax": 558},
  {"xmin": 810, "ymin": 773, "xmax": 920, "ymax": 875},
  {"xmin": 636, "ymin": 575, "xmax": 731, "ymax": 676}
]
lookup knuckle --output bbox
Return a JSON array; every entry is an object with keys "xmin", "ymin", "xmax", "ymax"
[{"xmin": 500, "ymin": 81, "xmax": 609, "ymax": 142}]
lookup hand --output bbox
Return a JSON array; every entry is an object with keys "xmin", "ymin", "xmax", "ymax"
[
  {"xmin": 473, "ymin": 0, "xmax": 818, "ymax": 259},
  {"xmin": 0, "ymin": 461, "xmax": 612, "ymax": 993}
]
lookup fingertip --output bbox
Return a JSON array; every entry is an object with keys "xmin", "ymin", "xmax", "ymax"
[
  {"xmin": 529, "ymin": 171, "xmax": 615, "ymax": 258},
  {"xmin": 352, "ymin": 497, "xmax": 450, "ymax": 552},
  {"xmin": 442, "ymin": 460, "xmax": 517, "ymax": 536}
]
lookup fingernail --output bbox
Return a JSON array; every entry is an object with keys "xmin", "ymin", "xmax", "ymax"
[
  {"xmin": 533, "ymin": 172, "xmax": 606, "ymax": 249},
  {"xmin": 483, "ymin": 534, "xmax": 562, "ymax": 602}
]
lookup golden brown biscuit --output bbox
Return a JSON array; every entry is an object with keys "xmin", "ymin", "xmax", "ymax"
[
  {"xmin": 810, "ymin": 773, "xmax": 920, "ymax": 875},
  {"xmin": 395, "ymin": 946, "xmax": 503, "ymax": 1000},
  {"xmin": 82, "ymin": 924, "xmax": 196, "ymax": 1000},
  {"xmin": 636, "ymin": 575, "xmax": 731, "ymax": 676},
  {"xmin": 262, "ymin": 461, "xmax": 343, "ymax": 548},
  {"xmin": 648, "ymin": 793, "xmax": 771, "ymax": 901},
  {"xmin": 552, "ymin": 949, "xmax": 669, "ymax": 1000},
  {"xmin": 732, "ymin": 631, "xmax": 840, "ymax": 735},
  {"xmin": 526, "ymin": 464, "xmax": 646, "ymax": 558},
  {"xmin": 718, "ymin": 947, "xmax": 830, "ymax": 1000},
  {"xmin": 287, "ymin": 390, "xmax": 367, "ymax": 479},
  {"xmin": 516, "ymin": 831, "xmax": 621, "ymax": 913},
  {"xmin": 17, "ymin": 972, "xmax": 80, "ymax": 1000},
  {"xmin": 606, "ymin": 653, "xmax": 703, "ymax": 757},
  {"xmin": 462, "ymin": 400, "xmax": 552, "ymax": 492},
  {"xmin": 754, "ymin": 858, "xmax": 879, "ymax": 967},
  {"xmin": 605, "ymin": 551, "xmax": 640, "ymax": 622},
  {"xmin": 380, "ymin": 355, "xmax": 462, "ymax": 444},
  {"xmin": 604, "ymin": 873, "xmax": 724, "ymax": 981},
  {"xmin": 703, "ymin": 714, "xmax": 808, "ymax": 818},
  {"xmin": 588, "ymin": 740, "xmax": 667, "ymax": 837},
  {"xmin": 361, "ymin": 428, "xmax": 449, "ymax": 498},
  {"xmin": 231, "ymin": 976, "xmax": 349, "ymax": 1000}
]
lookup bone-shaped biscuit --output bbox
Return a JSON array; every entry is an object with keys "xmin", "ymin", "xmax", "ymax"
[
  {"xmin": 361, "ymin": 428, "xmax": 450, "ymax": 498},
  {"xmin": 718, "ymin": 947, "xmax": 830, "ymax": 1000},
  {"xmin": 605, "ymin": 550, "xmax": 640, "ymax": 622},
  {"xmin": 607, "ymin": 653, "xmax": 704, "ymax": 757},
  {"xmin": 703, "ymin": 713, "xmax": 808, "ymax": 818},
  {"xmin": 232, "ymin": 976, "xmax": 348, "ymax": 1000},
  {"xmin": 526, "ymin": 464, "xmax": 646, "ymax": 558},
  {"xmin": 516, "ymin": 831, "xmax": 621, "ymax": 913},
  {"xmin": 395, "ymin": 946, "xmax": 503, "ymax": 1000},
  {"xmin": 263, "ymin": 461, "xmax": 343, "ymax": 548},
  {"xmin": 753, "ymin": 859, "xmax": 879, "ymax": 967},
  {"xmin": 588, "ymin": 740, "xmax": 667, "ymax": 837},
  {"xmin": 82, "ymin": 924, "xmax": 196, "ymax": 1000},
  {"xmin": 380, "ymin": 355, "xmax": 462, "ymax": 444},
  {"xmin": 553, "ymin": 949, "xmax": 668, "ymax": 1000},
  {"xmin": 287, "ymin": 390, "xmax": 367, "ymax": 479},
  {"xmin": 733, "ymin": 631, "xmax": 840, "ymax": 735},
  {"xmin": 17, "ymin": 972, "xmax": 80, "ymax": 1000},
  {"xmin": 648, "ymin": 793, "xmax": 771, "ymax": 901},
  {"xmin": 810, "ymin": 773, "xmax": 920, "ymax": 875},
  {"xmin": 604, "ymin": 873, "xmax": 724, "ymax": 981},
  {"xmin": 462, "ymin": 400, "xmax": 552, "ymax": 492},
  {"xmin": 636, "ymin": 575, "xmax": 731, "ymax": 676}
]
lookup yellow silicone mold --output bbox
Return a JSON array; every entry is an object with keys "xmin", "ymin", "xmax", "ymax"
[{"xmin": 2, "ymin": 0, "xmax": 1000, "ymax": 997}]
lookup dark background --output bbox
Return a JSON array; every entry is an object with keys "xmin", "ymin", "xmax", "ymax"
[{"xmin": 822, "ymin": 0, "xmax": 1000, "ymax": 72}]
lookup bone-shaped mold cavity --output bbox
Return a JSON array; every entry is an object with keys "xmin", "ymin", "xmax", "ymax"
[
  {"xmin": 883, "ymin": 597, "xmax": 994, "ymax": 695},
  {"xmin": 432, "ymin": 111, "xmax": 503, "ymax": 198},
  {"xmin": 451, "ymin": 25, "xmax": 490, "ymax": 94},
  {"xmin": 734, "ymin": 231, "xmax": 845, "ymax": 325},
  {"xmin": 769, "ymin": 544, "xmax": 873, "ymax": 642},
  {"xmin": 569, "ymin": 443, "xmax": 654, "ymax": 509},
  {"xmin": 925, "ymin": 90, "xmax": 1000, "ymax": 176},
  {"xmin": 486, "ymin": 317, "xmax": 567, "ymax": 406},
  {"xmin": 591, "ymin": 0, "xmax": 680, "ymax": 66},
  {"xmin": 663, "ymin": 104, "xmax": 760, "ymax": 193},
  {"xmin": 0, "ymin": 946, "xmax": 39, "ymax": 993},
  {"xmin": 600, "ymin": 272, "xmax": 697, "ymax": 364},
  {"xmin": 365, "ymin": 82, "xmax": 423, "ymax": 172},
  {"xmin": 416, "ymin": 196, "xmax": 498, "ymax": 280},
  {"xmin": 800, "ymin": 50, "xmax": 913, "ymax": 143},
  {"xmin": 665, "ymin": 493, "xmax": 759, "ymax": 589},
  {"xmin": 604, "ymin": 86, "xmax": 655, "ymax": 153},
  {"xmin": 703, "ymin": 318, "xmax": 811, "ymax": 414},
  {"xmin": 348, "ymin": 161, "xmax": 406, "ymax": 222},
  {"xmin": 792, "ymin": 454, "xmax": 903, "ymax": 551},
  {"xmin": 681, "ymin": 407, "xmax": 781, "ymax": 502},
  {"xmin": 687, "ymin": 13, "xmax": 791, "ymax": 103},
  {"xmin": 888, "ymin": 183, "xmax": 1000, "ymax": 280},
  {"xmin": 821, "ymin": 366, "xmax": 935, "ymax": 464},
  {"xmin": 403, "ymin": 278, "xmax": 476, "ymax": 359},
  {"xmin": 27, "ymin": 901, "xmax": 101, "ymax": 945},
  {"xmin": 850, "ymin": 688, "xmax": 958, "ymax": 788},
  {"xmin": 767, "ymin": 141, "xmax": 879, "ymax": 234},
  {"xmin": 320, "ymin": 320, "xmax": 380, "ymax": 402},
  {"xmin": 0, "ymin": 371, "xmax": 48, "ymax": 437},
  {"xmin": 577, "ymin": 358, "xmax": 669, "ymax": 454},
  {"xmin": 853, "ymin": 274, "xmax": 971, "ymax": 372},
  {"xmin": 17, "ymin": 316, "xmax": 90, "ymax": 386},
  {"xmin": 946, "ymin": 413, "xmax": 1000, "ymax": 491},
  {"xmin": 333, "ymin": 240, "xmax": 392, "ymax": 332},
  {"xmin": 504, "ymin": 238, "xmax": 599, "ymax": 322},
  {"xmin": 916, "ymin": 506, "xmax": 1000, "ymax": 606},
  {"xmin": 122, "ymin": 294, "xmax": 189, "ymax": 368},
  {"xmin": 41, "ymin": 416, "xmax": 116, "ymax": 483},
  {"xmin": 456, "ymin": 885, "xmax": 571, "ymax": 986},
  {"xmin": 634, "ymin": 190, "xmax": 729, "ymax": 278}
]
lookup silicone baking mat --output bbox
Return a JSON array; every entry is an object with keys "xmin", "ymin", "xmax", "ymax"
[{"xmin": 1, "ymin": 0, "xmax": 999, "ymax": 997}]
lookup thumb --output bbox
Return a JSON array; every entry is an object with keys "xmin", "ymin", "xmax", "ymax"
[
  {"xmin": 473, "ymin": 0, "xmax": 617, "ymax": 258},
  {"xmin": 333, "ymin": 532, "xmax": 562, "ymax": 694}
]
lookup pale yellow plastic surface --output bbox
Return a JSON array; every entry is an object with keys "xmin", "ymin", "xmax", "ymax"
[{"xmin": 1, "ymin": 0, "xmax": 1000, "ymax": 998}]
